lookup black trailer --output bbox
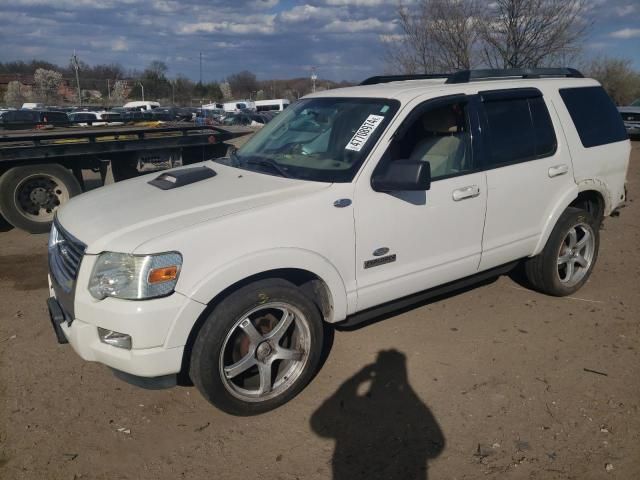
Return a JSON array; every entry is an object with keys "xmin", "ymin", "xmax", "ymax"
[{"xmin": 0, "ymin": 123, "xmax": 250, "ymax": 233}]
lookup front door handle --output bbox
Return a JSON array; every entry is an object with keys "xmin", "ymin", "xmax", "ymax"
[
  {"xmin": 452, "ymin": 185, "xmax": 480, "ymax": 201},
  {"xmin": 548, "ymin": 164, "xmax": 569, "ymax": 178}
]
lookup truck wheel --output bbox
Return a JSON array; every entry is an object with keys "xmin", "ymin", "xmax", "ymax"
[
  {"xmin": 190, "ymin": 279, "xmax": 326, "ymax": 415},
  {"xmin": 0, "ymin": 164, "xmax": 81, "ymax": 233},
  {"xmin": 524, "ymin": 207, "xmax": 599, "ymax": 296}
]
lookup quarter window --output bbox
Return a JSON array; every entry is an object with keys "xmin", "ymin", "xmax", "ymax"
[
  {"xmin": 559, "ymin": 86, "xmax": 627, "ymax": 148},
  {"xmin": 483, "ymin": 95, "xmax": 557, "ymax": 167}
]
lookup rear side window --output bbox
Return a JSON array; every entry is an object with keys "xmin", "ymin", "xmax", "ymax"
[
  {"xmin": 559, "ymin": 86, "xmax": 627, "ymax": 148},
  {"xmin": 482, "ymin": 94, "xmax": 557, "ymax": 167}
]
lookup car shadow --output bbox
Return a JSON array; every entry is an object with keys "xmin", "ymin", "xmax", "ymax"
[{"xmin": 310, "ymin": 349, "xmax": 445, "ymax": 480}]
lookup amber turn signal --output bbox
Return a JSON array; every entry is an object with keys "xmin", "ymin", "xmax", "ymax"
[{"xmin": 148, "ymin": 266, "xmax": 179, "ymax": 284}]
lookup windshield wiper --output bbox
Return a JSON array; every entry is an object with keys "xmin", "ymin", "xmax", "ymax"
[{"xmin": 244, "ymin": 157, "xmax": 293, "ymax": 178}]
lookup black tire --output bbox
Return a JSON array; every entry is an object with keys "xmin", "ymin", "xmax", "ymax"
[
  {"xmin": 190, "ymin": 279, "xmax": 326, "ymax": 415},
  {"xmin": 524, "ymin": 207, "xmax": 600, "ymax": 296},
  {"xmin": 0, "ymin": 164, "xmax": 82, "ymax": 234}
]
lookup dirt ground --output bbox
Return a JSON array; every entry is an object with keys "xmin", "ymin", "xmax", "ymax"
[{"xmin": 1, "ymin": 143, "xmax": 639, "ymax": 480}]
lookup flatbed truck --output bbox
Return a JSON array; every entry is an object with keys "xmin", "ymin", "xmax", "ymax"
[{"xmin": 0, "ymin": 123, "xmax": 250, "ymax": 233}]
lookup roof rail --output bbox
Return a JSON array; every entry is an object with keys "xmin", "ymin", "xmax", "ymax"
[
  {"xmin": 445, "ymin": 68, "xmax": 583, "ymax": 84},
  {"xmin": 360, "ymin": 74, "xmax": 450, "ymax": 86}
]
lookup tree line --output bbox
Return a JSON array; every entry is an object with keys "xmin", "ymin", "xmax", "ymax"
[{"xmin": 0, "ymin": 59, "xmax": 351, "ymax": 107}]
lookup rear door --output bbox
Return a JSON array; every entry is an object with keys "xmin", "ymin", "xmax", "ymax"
[{"xmin": 478, "ymin": 88, "xmax": 576, "ymax": 270}]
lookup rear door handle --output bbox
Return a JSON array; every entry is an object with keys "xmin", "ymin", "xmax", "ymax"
[
  {"xmin": 452, "ymin": 185, "xmax": 480, "ymax": 201},
  {"xmin": 548, "ymin": 164, "xmax": 569, "ymax": 178}
]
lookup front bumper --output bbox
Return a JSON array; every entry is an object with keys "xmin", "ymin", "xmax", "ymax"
[
  {"xmin": 48, "ymin": 274, "xmax": 206, "ymax": 378},
  {"xmin": 624, "ymin": 122, "xmax": 640, "ymax": 136}
]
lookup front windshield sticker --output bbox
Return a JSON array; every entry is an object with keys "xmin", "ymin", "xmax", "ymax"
[{"xmin": 345, "ymin": 114, "xmax": 385, "ymax": 152}]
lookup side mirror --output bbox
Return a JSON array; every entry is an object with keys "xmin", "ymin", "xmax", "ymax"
[{"xmin": 371, "ymin": 160, "xmax": 431, "ymax": 192}]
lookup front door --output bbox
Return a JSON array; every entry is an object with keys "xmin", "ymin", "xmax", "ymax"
[{"xmin": 354, "ymin": 95, "xmax": 487, "ymax": 312}]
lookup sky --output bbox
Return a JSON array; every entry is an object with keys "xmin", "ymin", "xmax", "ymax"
[{"xmin": 0, "ymin": 0, "xmax": 638, "ymax": 83}]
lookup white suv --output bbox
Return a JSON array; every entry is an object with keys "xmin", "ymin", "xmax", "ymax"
[{"xmin": 47, "ymin": 69, "xmax": 630, "ymax": 415}]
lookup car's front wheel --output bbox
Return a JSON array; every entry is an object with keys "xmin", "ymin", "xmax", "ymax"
[
  {"xmin": 524, "ymin": 207, "xmax": 600, "ymax": 296},
  {"xmin": 190, "ymin": 279, "xmax": 326, "ymax": 415}
]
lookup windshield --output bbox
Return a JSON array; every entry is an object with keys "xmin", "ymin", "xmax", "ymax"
[
  {"xmin": 216, "ymin": 97, "xmax": 399, "ymax": 182},
  {"xmin": 632, "ymin": 99, "xmax": 640, "ymax": 107}
]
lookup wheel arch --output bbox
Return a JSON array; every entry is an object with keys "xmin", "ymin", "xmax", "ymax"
[
  {"xmin": 533, "ymin": 184, "xmax": 606, "ymax": 256},
  {"xmin": 172, "ymin": 261, "xmax": 344, "ymax": 386}
]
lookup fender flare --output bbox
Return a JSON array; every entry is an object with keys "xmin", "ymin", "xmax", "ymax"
[
  {"xmin": 533, "ymin": 185, "xmax": 578, "ymax": 256},
  {"xmin": 533, "ymin": 180, "xmax": 610, "ymax": 256}
]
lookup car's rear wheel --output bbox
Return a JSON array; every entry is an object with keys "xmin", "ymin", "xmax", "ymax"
[
  {"xmin": 190, "ymin": 279, "xmax": 326, "ymax": 415},
  {"xmin": 524, "ymin": 207, "xmax": 599, "ymax": 296}
]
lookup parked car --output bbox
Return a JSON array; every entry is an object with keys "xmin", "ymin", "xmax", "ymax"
[
  {"xmin": 618, "ymin": 99, "xmax": 640, "ymax": 137},
  {"xmin": 0, "ymin": 109, "xmax": 71, "ymax": 129},
  {"xmin": 47, "ymin": 68, "xmax": 629, "ymax": 415},
  {"xmin": 68, "ymin": 111, "xmax": 123, "ymax": 126}
]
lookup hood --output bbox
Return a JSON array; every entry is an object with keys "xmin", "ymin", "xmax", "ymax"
[
  {"xmin": 618, "ymin": 106, "xmax": 640, "ymax": 114},
  {"xmin": 57, "ymin": 162, "xmax": 330, "ymax": 253}
]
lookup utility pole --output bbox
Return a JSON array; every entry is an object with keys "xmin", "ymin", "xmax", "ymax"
[
  {"xmin": 171, "ymin": 81, "xmax": 175, "ymax": 105},
  {"xmin": 311, "ymin": 66, "xmax": 317, "ymax": 94},
  {"xmin": 138, "ymin": 82, "xmax": 144, "ymax": 101},
  {"xmin": 107, "ymin": 79, "xmax": 111, "ymax": 104},
  {"xmin": 199, "ymin": 52, "xmax": 202, "ymax": 85},
  {"xmin": 71, "ymin": 50, "xmax": 82, "ymax": 106}
]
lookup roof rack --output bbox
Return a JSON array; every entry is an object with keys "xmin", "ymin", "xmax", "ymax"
[
  {"xmin": 360, "ymin": 68, "xmax": 584, "ymax": 86},
  {"xmin": 359, "ymin": 74, "xmax": 450, "ymax": 86},
  {"xmin": 445, "ymin": 68, "xmax": 583, "ymax": 84}
]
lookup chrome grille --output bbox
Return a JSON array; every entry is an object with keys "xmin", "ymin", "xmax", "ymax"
[{"xmin": 49, "ymin": 219, "xmax": 86, "ymax": 292}]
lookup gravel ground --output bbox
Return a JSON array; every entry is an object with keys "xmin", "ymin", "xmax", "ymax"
[{"xmin": 1, "ymin": 142, "xmax": 639, "ymax": 480}]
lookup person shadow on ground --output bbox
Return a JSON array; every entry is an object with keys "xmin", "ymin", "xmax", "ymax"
[{"xmin": 310, "ymin": 349, "xmax": 445, "ymax": 480}]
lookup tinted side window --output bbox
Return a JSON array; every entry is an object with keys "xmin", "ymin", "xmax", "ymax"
[
  {"xmin": 484, "ymin": 98, "xmax": 536, "ymax": 166},
  {"xmin": 529, "ymin": 97, "xmax": 557, "ymax": 157},
  {"xmin": 559, "ymin": 86, "xmax": 627, "ymax": 148},
  {"xmin": 483, "ymin": 96, "xmax": 557, "ymax": 167}
]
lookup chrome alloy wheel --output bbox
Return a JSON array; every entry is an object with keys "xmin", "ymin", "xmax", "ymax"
[
  {"xmin": 14, "ymin": 174, "xmax": 70, "ymax": 223},
  {"xmin": 556, "ymin": 222, "xmax": 596, "ymax": 287},
  {"xmin": 219, "ymin": 302, "xmax": 311, "ymax": 402}
]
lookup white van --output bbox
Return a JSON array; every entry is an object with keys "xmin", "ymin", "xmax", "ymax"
[
  {"xmin": 122, "ymin": 101, "xmax": 161, "ymax": 111},
  {"xmin": 223, "ymin": 100, "xmax": 256, "ymax": 112},
  {"xmin": 21, "ymin": 103, "xmax": 45, "ymax": 110},
  {"xmin": 255, "ymin": 99, "xmax": 290, "ymax": 112}
]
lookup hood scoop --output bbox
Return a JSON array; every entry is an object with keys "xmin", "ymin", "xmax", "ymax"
[{"xmin": 148, "ymin": 166, "xmax": 216, "ymax": 190}]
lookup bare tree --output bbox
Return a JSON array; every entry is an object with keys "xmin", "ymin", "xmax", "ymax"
[
  {"xmin": 111, "ymin": 80, "xmax": 129, "ymax": 104},
  {"xmin": 384, "ymin": 0, "xmax": 479, "ymax": 74},
  {"xmin": 478, "ymin": 0, "xmax": 590, "ymax": 69},
  {"xmin": 584, "ymin": 56, "xmax": 640, "ymax": 106},
  {"xmin": 385, "ymin": 0, "xmax": 590, "ymax": 74}
]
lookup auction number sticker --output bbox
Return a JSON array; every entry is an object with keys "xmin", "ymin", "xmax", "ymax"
[{"xmin": 345, "ymin": 114, "xmax": 385, "ymax": 152}]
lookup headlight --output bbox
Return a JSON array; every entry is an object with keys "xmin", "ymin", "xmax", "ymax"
[{"xmin": 88, "ymin": 252, "xmax": 182, "ymax": 300}]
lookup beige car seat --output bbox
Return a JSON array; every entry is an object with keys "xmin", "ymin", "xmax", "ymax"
[{"xmin": 409, "ymin": 107, "xmax": 466, "ymax": 177}]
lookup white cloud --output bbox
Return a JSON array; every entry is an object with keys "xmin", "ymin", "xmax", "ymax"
[
  {"xmin": 112, "ymin": 38, "xmax": 128, "ymax": 51},
  {"xmin": 251, "ymin": 0, "xmax": 279, "ymax": 8},
  {"xmin": 178, "ymin": 17, "xmax": 276, "ymax": 35},
  {"xmin": 615, "ymin": 4, "xmax": 636, "ymax": 16},
  {"xmin": 323, "ymin": 18, "xmax": 396, "ymax": 33},
  {"xmin": 324, "ymin": 0, "xmax": 392, "ymax": 5},
  {"xmin": 279, "ymin": 5, "xmax": 334, "ymax": 23},
  {"xmin": 609, "ymin": 27, "xmax": 640, "ymax": 39}
]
